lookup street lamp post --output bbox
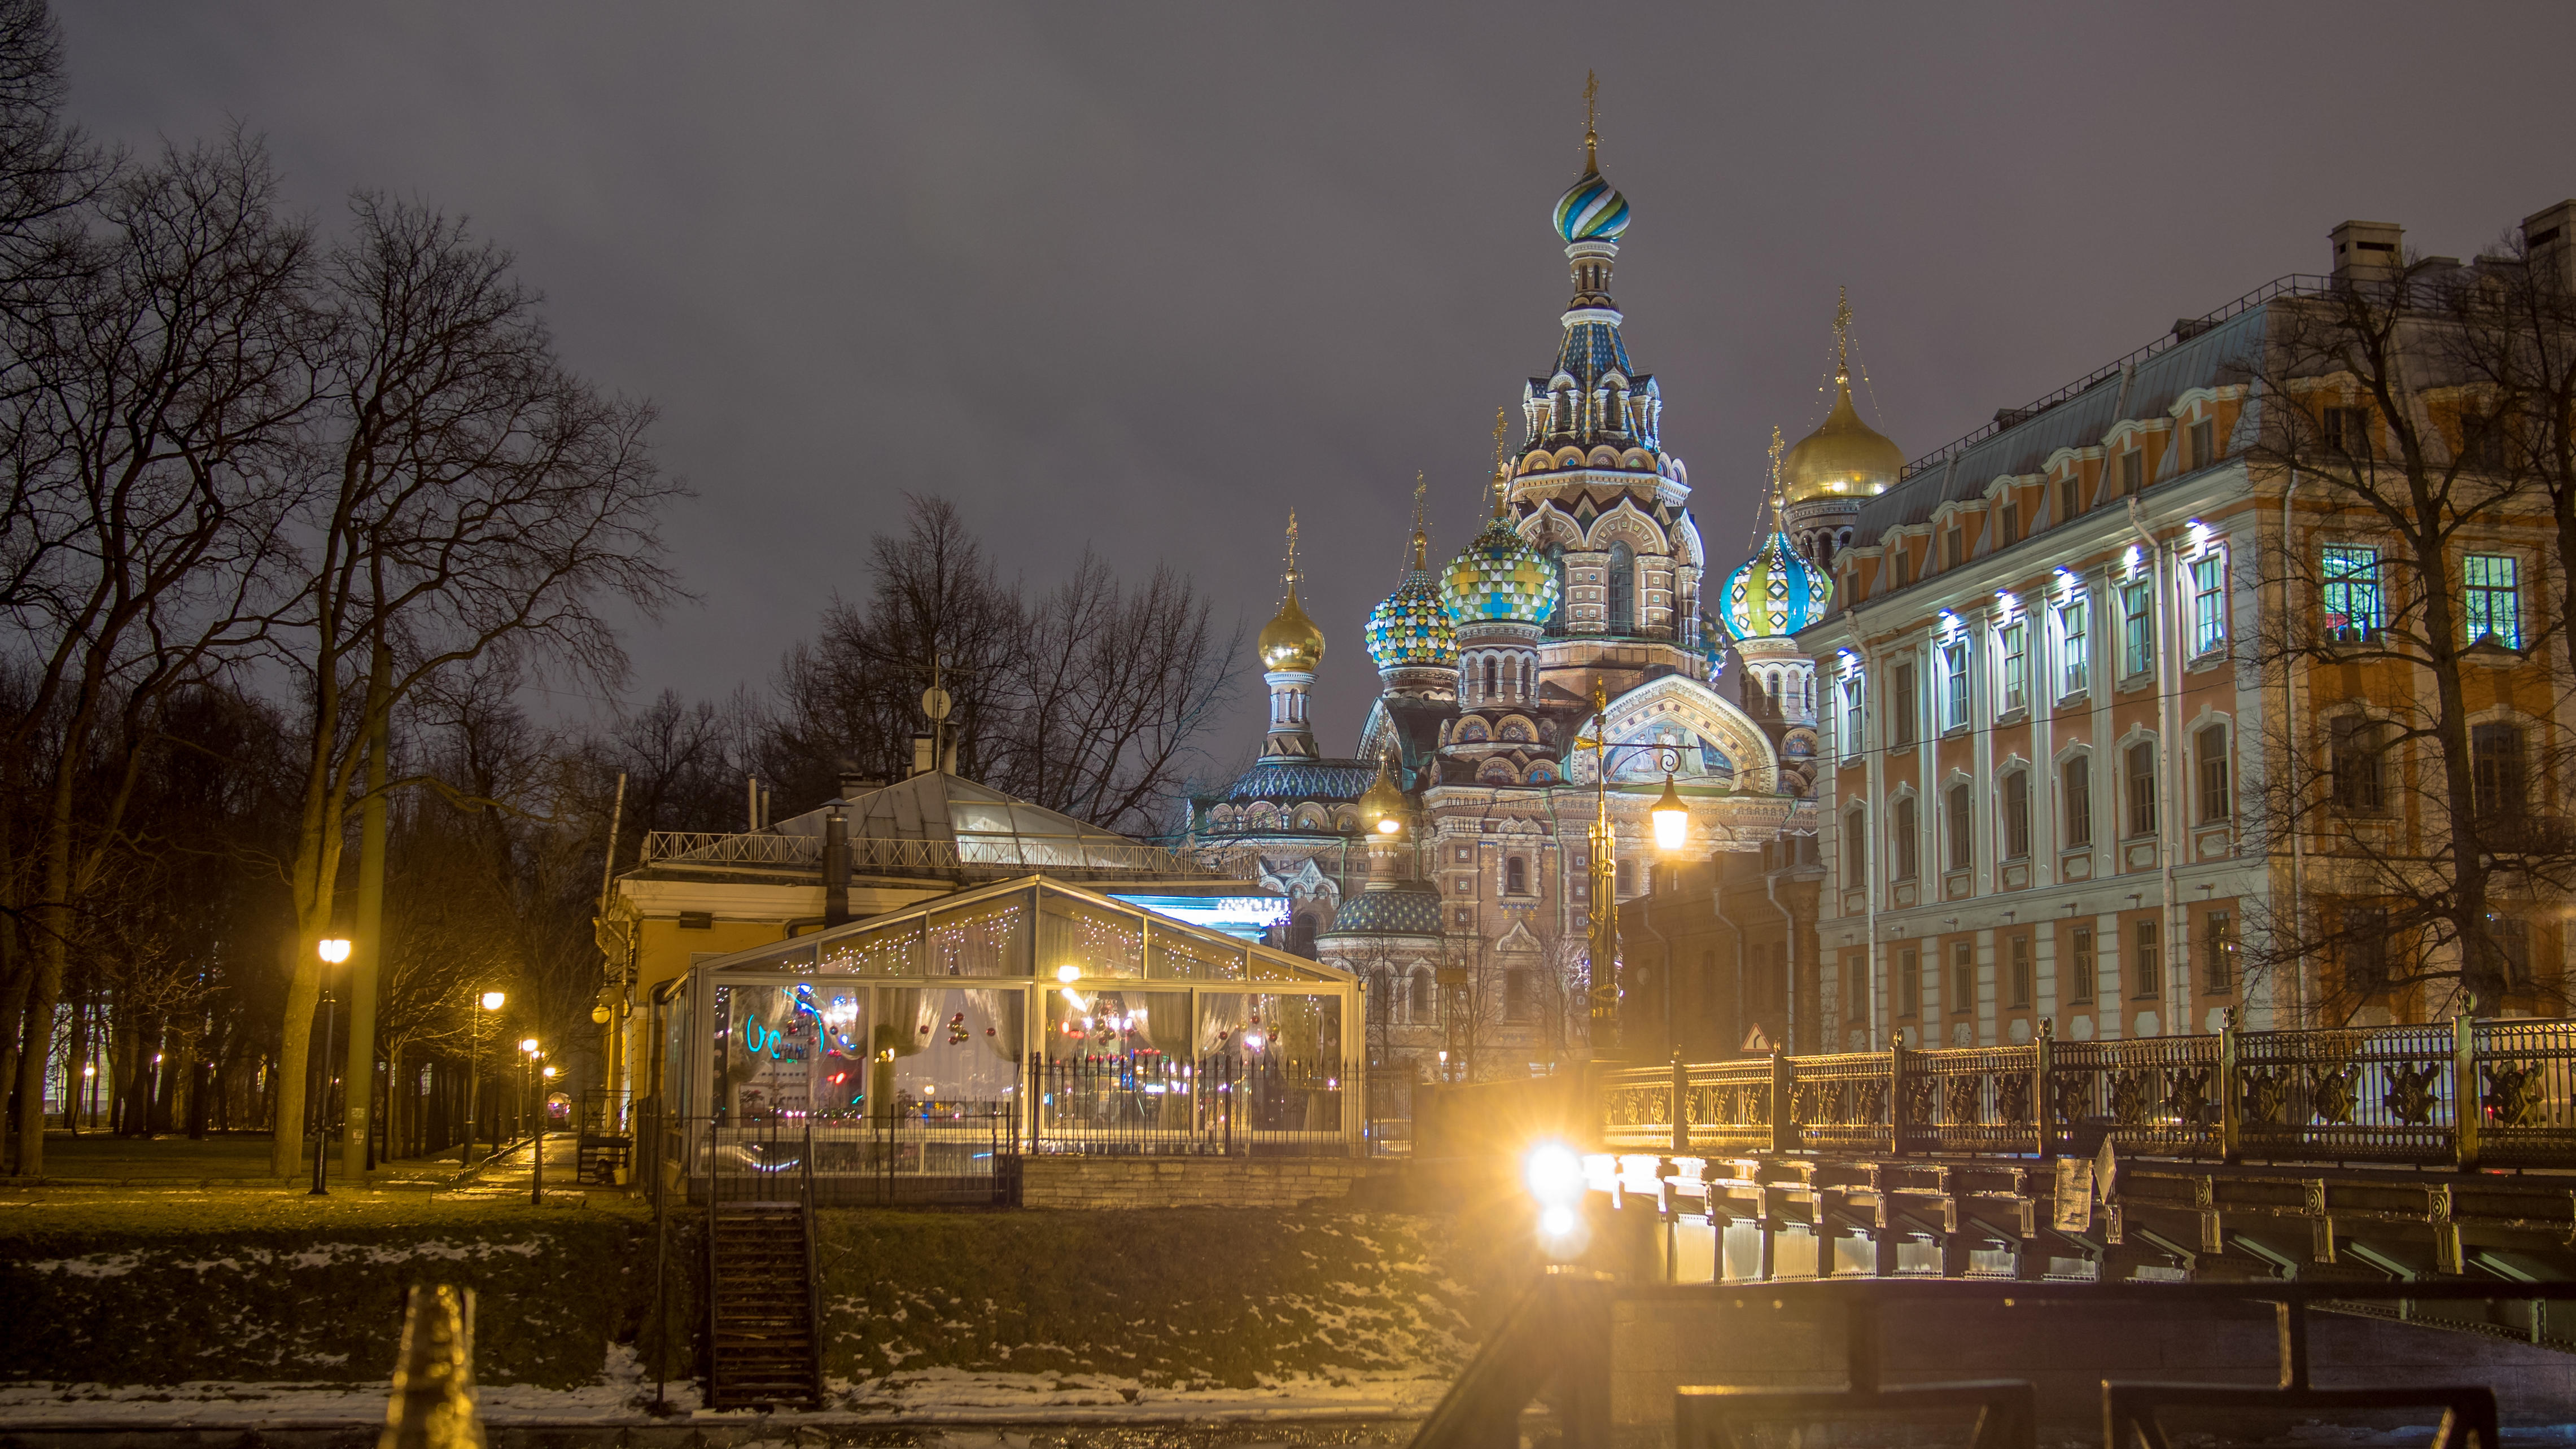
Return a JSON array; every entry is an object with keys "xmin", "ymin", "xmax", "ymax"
[
  {"xmin": 464, "ymin": 990, "xmax": 504, "ymax": 1166},
  {"xmin": 536, "ymin": 1062, "xmax": 558, "ymax": 1205},
  {"xmin": 312, "ymin": 939, "xmax": 351, "ymax": 1196},
  {"xmin": 1576, "ymin": 682, "xmax": 1699, "ymax": 1060},
  {"xmin": 520, "ymin": 1037, "xmax": 542, "ymax": 1201}
]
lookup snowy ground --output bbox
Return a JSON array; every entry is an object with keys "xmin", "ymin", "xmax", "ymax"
[{"xmin": 0, "ymin": 1347, "xmax": 1448, "ymax": 1429}]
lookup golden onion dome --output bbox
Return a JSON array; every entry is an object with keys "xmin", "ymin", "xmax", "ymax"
[
  {"xmin": 1259, "ymin": 580, "xmax": 1325, "ymax": 672},
  {"xmin": 1781, "ymin": 372, "xmax": 1905, "ymax": 505},
  {"xmin": 1357, "ymin": 755, "xmax": 1408, "ymax": 834},
  {"xmin": 1257, "ymin": 510, "xmax": 1326, "ymax": 673}
]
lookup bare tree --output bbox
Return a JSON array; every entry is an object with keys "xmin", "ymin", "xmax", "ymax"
[
  {"xmin": 998, "ymin": 552, "xmax": 1239, "ymax": 836},
  {"xmin": 767, "ymin": 495, "xmax": 1241, "ymax": 837},
  {"xmin": 2, "ymin": 135, "xmax": 313, "ymax": 1175},
  {"xmin": 261, "ymin": 195, "xmax": 680, "ymax": 1175},
  {"xmin": 2234, "ymin": 262, "xmax": 2576, "ymax": 1026},
  {"xmin": 769, "ymin": 494, "xmax": 1020, "ymax": 802}
]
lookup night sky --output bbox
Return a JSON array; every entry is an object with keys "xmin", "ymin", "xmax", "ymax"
[{"xmin": 57, "ymin": 3, "xmax": 2576, "ymax": 761}]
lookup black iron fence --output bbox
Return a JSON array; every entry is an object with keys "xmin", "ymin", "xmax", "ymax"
[
  {"xmin": 692, "ymin": 1110, "xmax": 1017, "ymax": 1207},
  {"xmin": 1601, "ymin": 1014, "xmax": 2576, "ymax": 1167}
]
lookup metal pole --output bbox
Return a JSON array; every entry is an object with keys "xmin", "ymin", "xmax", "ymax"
[
  {"xmin": 309, "ymin": 973, "xmax": 336, "ymax": 1196},
  {"xmin": 532, "ymin": 1050, "xmax": 545, "ymax": 1207},
  {"xmin": 462, "ymin": 996, "xmax": 478, "ymax": 1167}
]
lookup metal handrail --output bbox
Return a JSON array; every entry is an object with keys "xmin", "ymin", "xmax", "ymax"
[
  {"xmin": 382, "ymin": 1284, "xmax": 482, "ymax": 1449},
  {"xmin": 1602, "ymin": 1013, "xmax": 2571, "ymax": 1170}
]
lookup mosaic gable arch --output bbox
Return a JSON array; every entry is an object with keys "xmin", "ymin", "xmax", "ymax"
[
  {"xmin": 1523, "ymin": 506, "xmax": 1587, "ymax": 548},
  {"xmin": 1670, "ymin": 511, "xmax": 1704, "ymax": 567},
  {"xmin": 1584, "ymin": 499, "xmax": 1670, "ymax": 555},
  {"xmin": 1590, "ymin": 674, "xmax": 1780, "ymax": 794}
]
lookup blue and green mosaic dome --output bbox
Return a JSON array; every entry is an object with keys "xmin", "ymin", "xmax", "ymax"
[
  {"xmin": 1366, "ymin": 569, "xmax": 1457, "ymax": 671},
  {"xmin": 1441, "ymin": 517, "xmax": 1559, "ymax": 627},
  {"xmin": 1721, "ymin": 529, "xmax": 1830, "ymax": 641},
  {"xmin": 1553, "ymin": 166, "xmax": 1630, "ymax": 244}
]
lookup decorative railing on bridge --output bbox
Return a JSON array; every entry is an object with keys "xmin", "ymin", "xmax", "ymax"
[{"xmin": 1599, "ymin": 1015, "xmax": 2576, "ymax": 1170}]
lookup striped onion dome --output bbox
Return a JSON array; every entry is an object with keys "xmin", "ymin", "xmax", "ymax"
[
  {"xmin": 1721, "ymin": 529, "xmax": 1830, "ymax": 641},
  {"xmin": 1553, "ymin": 164, "xmax": 1630, "ymax": 244}
]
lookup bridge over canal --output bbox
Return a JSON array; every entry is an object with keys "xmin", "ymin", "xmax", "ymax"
[{"xmin": 1430, "ymin": 1014, "xmax": 2576, "ymax": 1296}]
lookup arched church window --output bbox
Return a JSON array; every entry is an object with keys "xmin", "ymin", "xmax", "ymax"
[
  {"xmin": 1409, "ymin": 969, "xmax": 1434, "ymax": 1023},
  {"xmin": 1608, "ymin": 542, "xmax": 1635, "ymax": 632},
  {"xmin": 1506, "ymin": 856, "xmax": 1528, "ymax": 894},
  {"xmin": 1483, "ymin": 657, "xmax": 1499, "ymax": 697},
  {"xmin": 1520, "ymin": 658, "xmax": 1533, "ymax": 698}
]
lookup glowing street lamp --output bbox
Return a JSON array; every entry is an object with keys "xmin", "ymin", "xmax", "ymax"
[
  {"xmin": 521, "ymin": 1036, "xmax": 548, "ymax": 1206},
  {"xmin": 1650, "ymin": 770, "xmax": 1690, "ymax": 853},
  {"xmin": 463, "ymin": 989, "xmax": 505, "ymax": 1168}
]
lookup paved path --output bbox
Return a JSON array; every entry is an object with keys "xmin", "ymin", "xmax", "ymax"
[{"xmin": 447, "ymin": 1131, "xmax": 585, "ymax": 1201}]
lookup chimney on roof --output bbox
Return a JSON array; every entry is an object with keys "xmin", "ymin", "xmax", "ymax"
[
  {"xmin": 823, "ymin": 810, "xmax": 851, "ymax": 927},
  {"xmin": 2523, "ymin": 200, "xmax": 2576, "ymax": 294},
  {"xmin": 837, "ymin": 761, "xmax": 883, "ymax": 800},
  {"xmin": 2330, "ymin": 220, "xmax": 2404, "ymax": 283}
]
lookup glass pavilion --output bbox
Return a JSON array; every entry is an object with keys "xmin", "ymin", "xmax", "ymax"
[{"xmin": 668, "ymin": 875, "xmax": 1362, "ymax": 1159}]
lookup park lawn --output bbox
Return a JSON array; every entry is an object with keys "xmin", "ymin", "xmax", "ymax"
[
  {"xmin": 0, "ymin": 1183, "xmax": 650, "ymax": 1251},
  {"xmin": 35, "ymin": 1132, "xmax": 288, "ymax": 1179},
  {"xmin": 30, "ymin": 1131, "xmax": 511, "ymax": 1186}
]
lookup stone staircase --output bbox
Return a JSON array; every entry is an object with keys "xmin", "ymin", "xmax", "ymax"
[{"xmin": 705, "ymin": 1200, "xmax": 820, "ymax": 1408}]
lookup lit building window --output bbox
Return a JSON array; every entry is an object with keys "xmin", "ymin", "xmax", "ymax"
[
  {"xmin": 2191, "ymin": 554, "xmax": 2227, "ymax": 654},
  {"xmin": 2321, "ymin": 545, "xmax": 2381, "ymax": 641},
  {"xmin": 2464, "ymin": 553, "xmax": 2520, "ymax": 650},
  {"xmin": 1940, "ymin": 640, "xmax": 1969, "ymax": 730},
  {"xmin": 2121, "ymin": 581, "xmax": 2153, "ymax": 677},
  {"xmin": 2058, "ymin": 594, "xmax": 2089, "ymax": 696},
  {"xmin": 1998, "ymin": 619, "xmax": 2028, "ymax": 713}
]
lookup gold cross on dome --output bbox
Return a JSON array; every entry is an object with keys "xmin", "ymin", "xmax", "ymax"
[
  {"xmin": 1284, "ymin": 510, "xmax": 1300, "ymax": 583},
  {"xmin": 1769, "ymin": 424, "xmax": 1785, "ymax": 484},
  {"xmin": 1834, "ymin": 286, "xmax": 1852, "ymax": 375},
  {"xmin": 1490, "ymin": 408, "xmax": 1512, "ymax": 515},
  {"xmin": 1583, "ymin": 71, "xmax": 1599, "ymax": 167}
]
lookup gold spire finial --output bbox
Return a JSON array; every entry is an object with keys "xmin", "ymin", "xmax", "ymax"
[
  {"xmin": 1283, "ymin": 510, "xmax": 1300, "ymax": 587},
  {"xmin": 1833, "ymin": 286, "xmax": 1852, "ymax": 383},
  {"xmin": 1490, "ymin": 406, "xmax": 1512, "ymax": 517},
  {"xmin": 1582, "ymin": 71, "xmax": 1599, "ymax": 173},
  {"xmin": 1768, "ymin": 424, "xmax": 1787, "ymax": 528},
  {"xmin": 1410, "ymin": 471, "xmax": 1429, "ymax": 571}
]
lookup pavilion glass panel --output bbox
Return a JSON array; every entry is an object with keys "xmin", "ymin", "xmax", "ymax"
[
  {"xmin": 1040, "ymin": 891, "xmax": 1145, "ymax": 978},
  {"xmin": 928, "ymin": 890, "xmax": 1033, "ymax": 976}
]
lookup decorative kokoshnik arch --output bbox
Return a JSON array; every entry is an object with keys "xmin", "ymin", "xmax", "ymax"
[{"xmin": 1570, "ymin": 673, "xmax": 1782, "ymax": 795}]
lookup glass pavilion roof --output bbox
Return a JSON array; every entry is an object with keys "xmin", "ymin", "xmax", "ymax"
[{"xmin": 691, "ymin": 875, "xmax": 1354, "ymax": 985}]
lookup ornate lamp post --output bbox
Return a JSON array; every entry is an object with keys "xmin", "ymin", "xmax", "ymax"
[
  {"xmin": 536, "ymin": 1062, "xmax": 558, "ymax": 1205},
  {"xmin": 463, "ymin": 990, "xmax": 505, "ymax": 1166},
  {"xmin": 1576, "ymin": 682, "xmax": 1700, "ymax": 1060},
  {"xmin": 312, "ymin": 939, "xmax": 351, "ymax": 1196}
]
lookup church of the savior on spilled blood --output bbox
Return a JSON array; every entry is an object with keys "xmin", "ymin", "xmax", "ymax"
[{"xmin": 1184, "ymin": 111, "xmax": 1910, "ymax": 1096}]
